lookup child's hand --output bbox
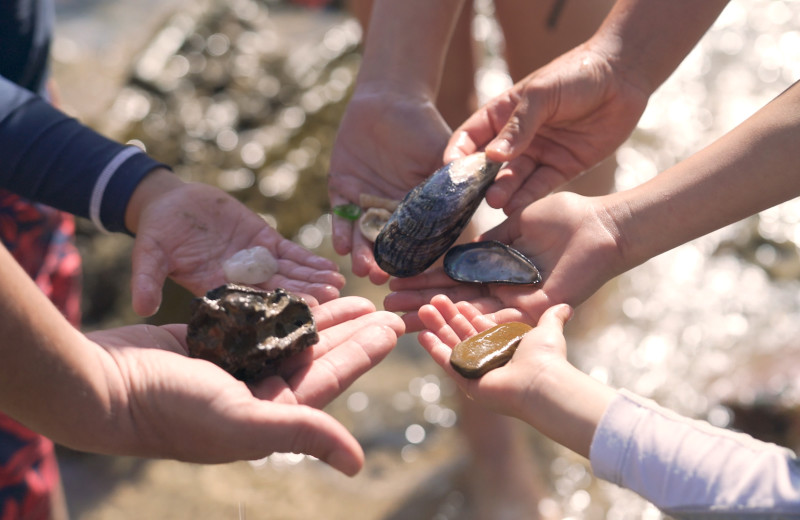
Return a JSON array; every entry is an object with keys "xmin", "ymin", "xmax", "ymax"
[
  {"xmin": 417, "ymin": 294, "xmax": 573, "ymax": 419},
  {"xmin": 418, "ymin": 294, "xmax": 615, "ymax": 458}
]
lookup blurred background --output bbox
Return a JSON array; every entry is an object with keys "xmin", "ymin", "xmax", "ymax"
[{"xmin": 51, "ymin": 0, "xmax": 800, "ymax": 518}]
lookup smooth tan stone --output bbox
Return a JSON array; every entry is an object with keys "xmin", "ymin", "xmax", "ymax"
[{"xmin": 449, "ymin": 322, "xmax": 533, "ymax": 379}]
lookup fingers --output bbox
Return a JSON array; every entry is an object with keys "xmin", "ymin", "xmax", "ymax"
[
  {"xmin": 444, "ymin": 97, "xmax": 514, "ymax": 162},
  {"xmin": 328, "ymin": 175, "xmax": 363, "ymax": 256},
  {"xmin": 385, "ymin": 269, "xmax": 490, "ymax": 313},
  {"xmin": 284, "ymin": 317, "xmax": 403, "ymax": 409},
  {"xmin": 130, "ymin": 238, "xmax": 170, "ymax": 317},
  {"xmin": 275, "ymin": 238, "xmax": 340, "ymax": 273},
  {"xmin": 266, "ymin": 274, "xmax": 339, "ymax": 305},
  {"xmin": 311, "ymin": 296, "xmax": 377, "ymax": 330},
  {"xmin": 308, "ymin": 308, "xmax": 402, "ymax": 359},
  {"xmin": 476, "ymin": 213, "xmax": 523, "ymax": 249},
  {"xmin": 331, "ymin": 213, "xmax": 354, "ymax": 256},
  {"xmin": 485, "ymin": 87, "xmax": 550, "ymax": 164}
]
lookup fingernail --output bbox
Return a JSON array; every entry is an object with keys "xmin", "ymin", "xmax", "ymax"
[{"xmin": 490, "ymin": 138, "xmax": 511, "ymax": 156}]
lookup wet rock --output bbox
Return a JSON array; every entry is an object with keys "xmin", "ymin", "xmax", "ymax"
[
  {"xmin": 186, "ymin": 283, "xmax": 318, "ymax": 381},
  {"xmin": 450, "ymin": 322, "xmax": 532, "ymax": 379}
]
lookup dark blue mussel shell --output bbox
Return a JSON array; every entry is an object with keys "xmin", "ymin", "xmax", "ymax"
[
  {"xmin": 373, "ymin": 153, "xmax": 501, "ymax": 277},
  {"xmin": 443, "ymin": 240, "xmax": 542, "ymax": 285}
]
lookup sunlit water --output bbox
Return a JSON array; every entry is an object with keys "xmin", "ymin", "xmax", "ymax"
[{"xmin": 53, "ymin": 0, "xmax": 800, "ymax": 518}]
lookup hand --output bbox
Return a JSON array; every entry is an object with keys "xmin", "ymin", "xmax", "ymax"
[
  {"xmin": 446, "ymin": 44, "xmax": 648, "ymax": 213},
  {"xmin": 417, "ymin": 295, "xmax": 614, "ymax": 458},
  {"xmin": 128, "ymin": 174, "xmax": 345, "ymax": 316},
  {"xmin": 417, "ymin": 295, "xmax": 573, "ymax": 420},
  {"xmin": 327, "ymin": 88, "xmax": 452, "ymax": 284},
  {"xmin": 85, "ymin": 296, "xmax": 405, "ymax": 475},
  {"xmin": 384, "ymin": 192, "xmax": 626, "ymax": 330}
]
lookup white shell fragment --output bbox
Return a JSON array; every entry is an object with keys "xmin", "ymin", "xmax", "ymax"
[
  {"xmin": 358, "ymin": 207, "xmax": 392, "ymax": 243},
  {"xmin": 222, "ymin": 246, "xmax": 279, "ymax": 285}
]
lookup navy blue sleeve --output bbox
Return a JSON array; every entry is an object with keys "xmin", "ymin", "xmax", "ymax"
[{"xmin": 0, "ymin": 74, "xmax": 168, "ymax": 233}]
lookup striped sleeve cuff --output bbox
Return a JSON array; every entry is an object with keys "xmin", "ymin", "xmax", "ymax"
[{"xmin": 90, "ymin": 146, "xmax": 169, "ymax": 234}]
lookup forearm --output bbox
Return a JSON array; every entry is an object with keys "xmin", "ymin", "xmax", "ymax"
[
  {"xmin": 608, "ymin": 81, "xmax": 800, "ymax": 271},
  {"xmin": 0, "ymin": 75, "xmax": 168, "ymax": 233},
  {"xmin": 590, "ymin": 0, "xmax": 729, "ymax": 93},
  {"xmin": 0, "ymin": 244, "xmax": 117, "ymax": 450},
  {"xmin": 521, "ymin": 360, "xmax": 617, "ymax": 459},
  {"xmin": 355, "ymin": 0, "xmax": 466, "ymax": 98},
  {"xmin": 592, "ymin": 390, "xmax": 800, "ymax": 516}
]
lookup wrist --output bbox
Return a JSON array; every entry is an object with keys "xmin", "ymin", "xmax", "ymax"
[
  {"xmin": 124, "ymin": 168, "xmax": 185, "ymax": 234},
  {"xmin": 589, "ymin": 193, "xmax": 642, "ymax": 279},
  {"xmin": 524, "ymin": 359, "xmax": 617, "ymax": 459},
  {"xmin": 587, "ymin": 0, "xmax": 729, "ymax": 96},
  {"xmin": 351, "ymin": 80, "xmax": 437, "ymax": 104}
]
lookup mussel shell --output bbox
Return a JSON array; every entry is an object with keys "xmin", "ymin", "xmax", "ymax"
[
  {"xmin": 444, "ymin": 240, "xmax": 542, "ymax": 285},
  {"xmin": 373, "ymin": 153, "xmax": 501, "ymax": 277}
]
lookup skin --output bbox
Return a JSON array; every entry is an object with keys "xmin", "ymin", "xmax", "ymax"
[
  {"xmin": 124, "ymin": 168, "xmax": 346, "ymax": 316},
  {"xmin": 446, "ymin": 0, "xmax": 730, "ymax": 214},
  {"xmin": 413, "ymin": 77, "xmax": 800, "ymax": 478},
  {"xmin": 0, "ymin": 242, "xmax": 405, "ymax": 476},
  {"xmin": 390, "ymin": 79, "xmax": 800, "ymax": 329},
  {"xmin": 330, "ymin": 0, "xmax": 619, "ymax": 284},
  {"xmin": 417, "ymin": 295, "xmax": 615, "ymax": 458},
  {"xmin": 329, "ymin": 0, "xmax": 464, "ymax": 284}
]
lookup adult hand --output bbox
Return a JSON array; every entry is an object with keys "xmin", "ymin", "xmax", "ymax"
[
  {"xmin": 446, "ymin": 44, "xmax": 648, "ymax": 213},
  {"xmin": 384, "ymin": 192, "xmax": 626, "ymax": 330},
  {"xmin": 127, "ymin": 173, "xmax": 346, "ymax": 316},
  {"xmin": 327, "ymin": 88, "xmax": 452, "ymax": 284},
  {"xmin": 85, "ymin": 296, "xmax": 405, "ymax": 475}
]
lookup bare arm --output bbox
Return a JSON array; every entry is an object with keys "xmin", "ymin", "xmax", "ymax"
[
  {"xmin": 609, "ymin": 80, "xmax": 800, "ymax": 272},
  {"xmin": 356, "ymin": 0, "xmax": 467, "ymax": 97}
]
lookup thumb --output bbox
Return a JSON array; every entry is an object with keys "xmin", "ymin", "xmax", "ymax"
[
  {"xmin": 130, "ymin": 238, "xmax": 169, "ymax": 317},
  {"xmin": 536, "ymin": 304, "xmax": 573, "ymax": 332},
  {"xmin": 246, "ymin": 404, "xmax": 365, "ymax": 476},
  {"xmin": 485, "ymin": 95, "xmax": 547, "ymax": 163}
]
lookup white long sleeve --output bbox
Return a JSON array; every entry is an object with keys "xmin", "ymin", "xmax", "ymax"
[{"xmin": 590, "ymin": 389, "xmax": 800, "ymax": 519}]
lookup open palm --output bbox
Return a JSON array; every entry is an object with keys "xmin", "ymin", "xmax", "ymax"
[
  {"xmin": 87, "ymin": 296, "xmax": 404, "ymax": 475},
  {"xmin": 131, "ymin": 182, "xmax": 345, "ymax": 316},
  {"xmin": 385, "ymin": 192, "xmax": 625, "ymax": 329}
]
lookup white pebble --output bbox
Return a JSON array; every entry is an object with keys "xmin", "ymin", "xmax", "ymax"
[{"xmin": 222, "ymin": 246, "xmax": 279, "ymax": 285}]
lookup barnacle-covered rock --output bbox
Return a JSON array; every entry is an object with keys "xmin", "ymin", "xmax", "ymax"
[
  {"xmin": 186, "ymin": 284, "xmax": 317, "ymax": 382},
  {"xmin": 373, "ymin": 153, "xmax": 501, "ymax": 277}
]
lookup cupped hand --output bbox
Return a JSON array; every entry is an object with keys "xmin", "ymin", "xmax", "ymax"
[
  {"xmin": 130, "ymin": 181, "xmax": 345, "ymax": 316},
  {"xmin": 384, "ymin": 192, "xmax": 625, "ymax": 330},
  {"xmin": 446, "ymin": 44, "xmax": 648, "ymax": 213},
  {"xmin": 327, "ymin": 88, "xmax": 452, "ymax": 284},
  {"xmin": 87, "ymin": 296, "xmax": 405, "ymax": 475},
  {"xmin": 417, "ymin": 294, "xmax": 573, "ymax": 419}
]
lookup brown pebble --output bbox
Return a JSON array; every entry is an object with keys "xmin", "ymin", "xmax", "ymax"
[{"xmin": 450, "ymin": 322, "xmax": 533, "ymax": 378}]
